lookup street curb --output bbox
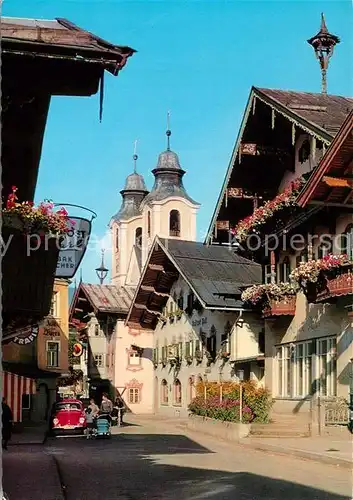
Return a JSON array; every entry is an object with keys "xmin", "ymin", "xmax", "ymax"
[
  {"xmin": 238, "ymin": 441, "xmax": 352, "ymax": 469},
  {"xmin": 133, "ymin": 418, "xmax": 352, "ymax": 470}
]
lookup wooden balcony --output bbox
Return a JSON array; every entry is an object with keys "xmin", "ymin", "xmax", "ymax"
[
  {"xmin": 262, "ymin": 296, "xmax": 296, "ymax": 318},
  {"xmin": 316, "ymin": 267, "xmax": 353, "ymax": 302}
]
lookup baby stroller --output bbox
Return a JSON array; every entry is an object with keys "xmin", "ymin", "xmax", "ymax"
[{"xmin": 95, "ymin": 413, "xmax": 111, "ymax": 438}]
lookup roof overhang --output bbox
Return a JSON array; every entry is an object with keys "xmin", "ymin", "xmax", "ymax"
[{"xmin": 296, "ymin": 111, "xmax": 353, "ymax": 208}]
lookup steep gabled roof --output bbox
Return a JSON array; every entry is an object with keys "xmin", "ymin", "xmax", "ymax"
[
  {"xmin": 127, "ymin": 237, "xmax": 261, "ymax": 329},
  {"xmin": 70, "ymin": 282, "xmax": 135, "ymax": 318},
  {"xmin": 296, "ymin": 110, "xmax": 353, "ymax": 207},
  {"xmin": 206, "ymin": 87, "xmax": 353, "ymax": 243}
]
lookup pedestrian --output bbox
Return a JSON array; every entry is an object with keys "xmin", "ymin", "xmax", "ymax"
[
  {"xmin": 114, "ymin": 396, "xmax": 125, "ymax": 425},
  {"xmin": 2, "ymin": 397, "xmax": 13, "ymax": 450},
  {"xmin": 88, "ymin": 398, "xmax": 99, "ymax": 417},
  {"xmin": 85, "ymin": 407, "xmax": 95, "ymax": 439},
  {"xmin": 100, "ymin": 393, "xmax": 113, "ymax": 414}
]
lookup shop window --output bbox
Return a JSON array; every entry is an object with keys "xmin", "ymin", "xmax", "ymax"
[
  {"xmin": 161, "ymin": 379, "xmax": 168, "ymax": 405},
  {"xmin": 169, "ymin": 210, "xmax": 180, "ymax": 237},
  {"xmin": 173, "ymin": 379, "xmax": 182, "ymax": 405},
  {"xmin": 135, "ymin": 227, "xmax": 142, "ymax": 248},
  {"xmin": 276, "ymin": 337, "xmax": 336, "ymax": 398},
  {"xmin": 317, "ymin": 238, "xmax": 333, "ymax": 259}
]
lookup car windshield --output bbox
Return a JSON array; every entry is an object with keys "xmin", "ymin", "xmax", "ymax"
[{"xmin": 56, "ymin": 403, "xmax": 81, "ymax": 411}]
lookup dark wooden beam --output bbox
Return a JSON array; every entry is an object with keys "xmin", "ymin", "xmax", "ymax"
[
  {"xmin": 134, "ymin": 303, "xmax": 160, "ymax": 315},
  {"xmin": 141, "ymin": 285, "xmax": 170, "ymax": 297},
  {"xmin": 309, "ymin": 201, "xmax": 353, "ymax": 208}
]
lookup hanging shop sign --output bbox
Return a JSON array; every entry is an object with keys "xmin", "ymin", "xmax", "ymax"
[
  {"xmin": 72, "ymin": 343, "xmax": 83, "ymax": 357},
  {"xmin": 12, "ymin": 325, "xmax": 39, "ymax": 345},
  {"xmin": 56, "ymin": 217, "xmax": 92, "ymax": 279}
]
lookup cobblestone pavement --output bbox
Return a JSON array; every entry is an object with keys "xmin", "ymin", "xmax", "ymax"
[{"xmin": 3, "ymin": 419, "xmax": 351, "ymax": 499}]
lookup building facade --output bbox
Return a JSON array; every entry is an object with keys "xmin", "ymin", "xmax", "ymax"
[{"xmin": 206, "ymin": 87, "xmax": 353, "ymax": 426}]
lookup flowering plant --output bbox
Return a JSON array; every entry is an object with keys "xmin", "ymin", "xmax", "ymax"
[
  {"xmin": 289, "ymin": 254, "xmax": 352, "ymax": 286},
  {"xmin": 3, "ymin": 186, "xmax": 72, "ymax": 234},
  {"xmin": 188, "ymin": 395, "xmax": 254, "ymax": 423},
  {"xmin": 241, "ymin": 282, "xmax": 298, "ymax": 306},
  {"xmin": 231, "ymin": 177, "xmax": 305, "ymax": 242}
]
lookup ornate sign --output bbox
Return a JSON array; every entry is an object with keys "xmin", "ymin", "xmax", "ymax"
[
  {"xmin": 56, "ymin": 217, "xmax": 92, "ymax": 279},
  {"xmin": 42, "ymin": 317, "xmax": 62, "ymax": 337},
  {"xmin": 72, "ymin": 343, "xmax": 83, "ymax": 357},
  {"xmin": 12, "ymin": 325, "xmax": 39, "ymax": 345}
]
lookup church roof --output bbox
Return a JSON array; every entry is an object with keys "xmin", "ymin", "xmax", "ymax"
[
  {"xmin": 142, "ymin": 148, "xmax": 199, "ymax": 205},
  {"xmin": 112, "ymin": 171, "xmax": 149, "ymax": 221}
]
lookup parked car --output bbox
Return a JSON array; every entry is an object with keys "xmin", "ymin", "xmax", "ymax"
[{"xmin": 51, "ymin": 399, "xmax": 86, "ymax": 435}]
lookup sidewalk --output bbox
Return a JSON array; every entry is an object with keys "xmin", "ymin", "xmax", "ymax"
[
  {"xmin": 10, "ymin": 422, "xmax": 48, "ymax": 445},
  {"xmin": 2, "ymin": 447, "xmax": 64, "ymax": 500},
  {"xmin": 127, "ymin": 414, "xmax": 352, "ymax": 469}
]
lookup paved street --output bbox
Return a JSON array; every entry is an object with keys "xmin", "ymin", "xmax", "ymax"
[{"xmin": 3, "ymin": 419, "xmax": 351, "ymax": 500}]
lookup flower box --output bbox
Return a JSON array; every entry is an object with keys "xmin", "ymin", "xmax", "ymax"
[
  {"xmin": 316, "ymin": 266, "xmax": 353, "ymax": 302},
  {"xmin": 262, "ymin": 296, "xmax": 296, "ymax": 318},
  {"xmin": 2, "ymin": 225, "xmax": 60, "ymax": 327}
]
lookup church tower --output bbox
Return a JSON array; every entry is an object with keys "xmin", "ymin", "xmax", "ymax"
[
  {"xmin": 140, "ymin": 126, "xmax": 200, "ymax": 265},
  {"xmin": 110, "ymin": 151, "xmax": 149, "ymax": 287}
]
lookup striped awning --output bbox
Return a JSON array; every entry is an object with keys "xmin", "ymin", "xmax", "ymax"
[{"xmin": 2, "ymin": 371, "xmax": 36, "ymax": 422}]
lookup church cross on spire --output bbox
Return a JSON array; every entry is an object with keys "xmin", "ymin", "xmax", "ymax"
[
  {"xmin": 166, "ymin": 111, "xmax": 171, "ymax": 151},
  {"xmin": 133, "ymin": 139, "xmax": 138, "ymax": 173}
]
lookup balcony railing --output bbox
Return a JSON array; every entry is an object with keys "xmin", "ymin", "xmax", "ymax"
[
  {"xmin": 316, "ymin": 267, "xmax": 353, "ymax": 302},
  {"xmin": 262, "ymin": 296, "xmax": 296, "ymax": 318}
]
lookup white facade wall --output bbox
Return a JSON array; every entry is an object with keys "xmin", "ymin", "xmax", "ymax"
[{"xmin": 152, "ymin": 276, "xmax": 264, "ymax": 417}]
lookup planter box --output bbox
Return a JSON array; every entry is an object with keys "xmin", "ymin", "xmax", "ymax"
[
  {"xmin": 2, "ymin": 226, "xmax": 60, "ymax": 327},
  {"xmin": 316, "ymin": 268, "xmax": 353, "ymax": 302},
  {"xmin": 262, "ymin": 296, "xmax": 296, "ymax": 318},
  {"xmin": 187, "ymin": 414, "xmax": 251, "ymax": 440}
]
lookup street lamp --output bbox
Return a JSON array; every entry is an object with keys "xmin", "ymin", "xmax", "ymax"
[
  {"xmin": 95, "ymin": 249, "xmax": 108, "ymax": 285},
  {"xmin": 307, "ymin": 13, "xmax": 340, "ymax": 94}
]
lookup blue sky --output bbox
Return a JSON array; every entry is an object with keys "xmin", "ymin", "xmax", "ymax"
[{"xmin": 4, "ymin": 1, "xmax": 352, "ymax": 286}]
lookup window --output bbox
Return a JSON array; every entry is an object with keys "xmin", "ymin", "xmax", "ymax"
[
  {"xmin": 129, "ymin": 351, "xmax": 141, "ymax": 366},
  {"xmin": 186, "ymin": 292, "xmax": 194, "ymax": 313},
  {"xmin": 22, "ymin": 394, "xmax": 31, "ymax": 410},
  {"xmin": 116, "ymin": 228, "xmax": 119, "ymax": 250},
  {"xmin": 177, "ymin": 292, "xmax": 184, "ymax": 311},
  {"xmin": 173, "ymin": 379, "xmax": 182, "ymax": 405},
  {"xmin": 94, "ymin": 324, "xmax": 100, "ymax": 336},
  {"xmin": 341, "ymin": 224, "xmax": 353, "ymax": 259},
  {"xmin": 147, "ymin": 211, "xmax": 151, "ymax": 237},
  {"xmin": 161, "ymin": 379, "xmax": 168, "ymax": 405},
  {"xmin": 263, "ymin": 264, "xmax": 272, "ymax": 284},
  {"xmin": 296, "ymin": 248, "xmax": 308, "ymax": 267},
  {"xmin": 276, "ymin": 337, "xmax": 336, "ymax": 398},
  {"xmin": 298, "ymin": 139, "xmax": 310, "ymax": 164},
  {"xmin": 46, "ymin": 341, "xmax": 59, "ymax": 368},
  {"xmin": 135, "ymin": 227, "xmax": 142, "ymax": 248},
  {"xmin": 169, "ymin": 210, "xmax": 180, "ymax": 237},
  {"xmin": 317, "ymin": 238, "xmax": 333, "ymax": 259},
  {"xmin": 279, "ymin": 257, "xmax": 291, "ymax": 283},
  {"xmin": 94, "ymin": 354, "xmax": 104, "ymax": 367},
  {"xmin": 128, "ymin": 388, "xmax": 140, "ymax": 404},
  {"xmin": 49, "ymin": 292, "xmax": 59, "ymax": 318}
]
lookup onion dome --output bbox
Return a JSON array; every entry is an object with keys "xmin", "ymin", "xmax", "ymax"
[{"xmin": 142, "ymin": 127, "xmax": 198, "ymax": 205}]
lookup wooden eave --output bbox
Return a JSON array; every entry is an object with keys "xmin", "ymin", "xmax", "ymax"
[
  {"xmin": 127, "ymin": 242, "xmax": 179, "ymax": 329},
  {"xmin": 296, "ymin": 111, "xmax": 353, "ymax": 208},
  {"xmin": 205, "ymin": 87, "xmax": 334, "ymax": 244}
]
